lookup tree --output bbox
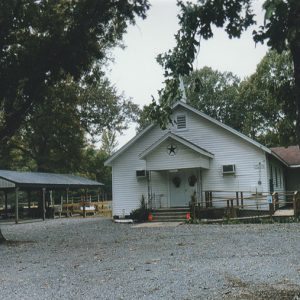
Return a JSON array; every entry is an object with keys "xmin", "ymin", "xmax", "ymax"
[
  {"xmin": 0, "ymin": 0, "xmax": 149, "ymax": 145},
  {"xmin": 137, "ymin": 67, "xmax": 241, "ymax": 131},
  {"xmin": 0, "ymin": 0, "xmax": 150, "ymax": 242},
  {"xmin": 153, "ymin": 0, "xmax": 300, "ymax": 144},
  {"xmin": 0, "ymin": 75, "xmax": 139, "ymax": 172},
  {"xmin": 80, "ymin": 146, "xmax": 112, "ymax": 196},
  {"xmin": 138, "ymin": 51, "xmax": 296, "ymax": 147},
  {"xmin": 100, "ymin": 130, "xmax": 118, "ymax": 156},
  {"xmin": 184, "ymin": 67, "xmax": 241, "ymax": 128},
  {"xmin": 238, "ymin": 50, "xmax": 296, "ymax": 146}
]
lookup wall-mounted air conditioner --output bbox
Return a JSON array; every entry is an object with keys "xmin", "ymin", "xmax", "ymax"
[
  {"xmin": 222, "ymin": 164, "xmax": 236, "ymax": 174},
  {"xmin": 136, "ymin": 170, "xmax": 149, "ymax": 179}
]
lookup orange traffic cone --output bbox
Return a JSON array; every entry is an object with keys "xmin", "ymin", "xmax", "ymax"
[{"xmin": 186, "ymin": 212, "xmax": 191, "ymax": 220}]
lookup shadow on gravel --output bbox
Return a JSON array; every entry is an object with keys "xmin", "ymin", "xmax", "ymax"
[
  {"xmin": 225, "ymin": 287, "xmax": 300, "ymax": 300},
  {"xmin": 224, "ymin": 275, "xmax": 300, "ymax": 300},
  {"xmin": 0, "ymin": 240, "xmax": 35, "ymax": 247}
]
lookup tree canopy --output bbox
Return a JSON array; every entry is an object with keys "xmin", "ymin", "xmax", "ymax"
[
  {"xmin": 0, "ymin": 0, "xmax": 149, "ymax": 144},
  {"xmin": 0, "ymin": 74, "xmax": 139, "ymax": 172},
  {"xmin": 138, "ymin": 50, "xmax": 296, "ymax": 147},
  {"xmin": 151, "ymin": 0, "xmax": 300, "ymax": 144}
]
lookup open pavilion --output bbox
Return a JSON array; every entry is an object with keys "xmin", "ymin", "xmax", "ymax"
[{"xmin": 0, "ymin": 170, "xmax": 103, "ymax": 223}]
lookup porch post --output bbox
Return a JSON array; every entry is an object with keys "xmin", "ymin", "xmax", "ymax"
[
  {"xmin": 15, "ymin": 187, "xmax": 19, "ymax": 224},
  {"xmin": 147, "ymin": 170, "xmax": 152, "ymax": 209}
]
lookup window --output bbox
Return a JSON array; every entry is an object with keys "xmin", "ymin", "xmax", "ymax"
[
  {"xmin": 176, "ymin": 114, "xmax": 187, "ymax": 130},
  {"xmin": 275, "ymin": 167, "xmax": 278, "ymax": 187}
]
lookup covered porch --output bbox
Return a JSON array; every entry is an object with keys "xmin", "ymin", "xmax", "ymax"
[{"xmin": 138, "ymin": 132, "xmax": 214, "ymax": 209}]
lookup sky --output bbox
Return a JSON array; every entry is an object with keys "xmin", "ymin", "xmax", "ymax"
[{"xmin": 107, "ymin": 0, "xmax": 268, "ymax": 148}]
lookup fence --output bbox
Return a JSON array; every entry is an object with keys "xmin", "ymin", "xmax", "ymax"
[
  {"xmin": 58, "ymin": 195, "xmax": 112, "ymax": 218},
  {"xmin": 0, "ymin": 192, "xmax": 112, "ymax": 221},
  {"xmin": 191, "ymin": 190, "xmax": 300, "ymax": 220}
]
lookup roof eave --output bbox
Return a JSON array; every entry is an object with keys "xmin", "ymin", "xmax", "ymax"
[
  {"xmin": 139, "ymin": 132, "xmax": 214, "ymax": 159},
  {"xmin": 104, "ymin": 124, "xmax": 155, "ymax": 166},
  {"xmin": 270, "ymin": 151, "xmax": 289, "ymax": 167}
]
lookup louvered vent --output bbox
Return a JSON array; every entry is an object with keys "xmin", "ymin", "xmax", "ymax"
[{"xmin": 176, "ymin": 114, "xmax": 186, "ymax": 130}]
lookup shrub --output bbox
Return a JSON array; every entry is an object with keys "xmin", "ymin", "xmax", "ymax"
[{"xmin": 129, "ymin": 196, "xmax": 150, "ymax": 222}]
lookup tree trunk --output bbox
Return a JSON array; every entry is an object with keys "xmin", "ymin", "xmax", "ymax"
[
  {"xmin": 291, "ymin": 44, "xmax": 300, "ymax": 145},
  {"xmin": 289, "ymin": 2, "xmax": 300, "ymax": 145},
  {"xmin": 0, "ymin": 228, "xmax": 6, "ymax": 243}
]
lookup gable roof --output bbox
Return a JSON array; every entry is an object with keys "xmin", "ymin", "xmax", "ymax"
[
  {"xmin": 0, "ymin": 170, "xmax": 103, "ymax": 189},
  {"xmin": 173, "ymin": 101, "xmax": 271, "ymax": 154},
  {"xmin": 139, "ymin": 132, "xmax": 214, "ymax": 159},
  {"xmin": 271, "ymin": 146, "xmax": 300, "ymax": 167},
  {"xmin": 104, "ymin": 124, "xmax": 155, "ymax": 166},
  {"xmin": 105, "ymin": 101, "xmax": 273, "ymax": 166}
]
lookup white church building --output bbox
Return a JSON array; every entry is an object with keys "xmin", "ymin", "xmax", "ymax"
[{"xmin": 104, "ymin": 100, "xmax": 294, "ymax": 218}]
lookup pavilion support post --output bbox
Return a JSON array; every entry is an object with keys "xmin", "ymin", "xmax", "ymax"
[
  {"xmin": 15, "ymin": 187, "xmax": 19, "ymax": 224},
  {"xmin": 27, "ymin": 190, "xmax": 31, "ymax": 217},
  {"xmin": 42, "ymin": 188, "xmax": 46, "ymax": 221},
  {"xmin": 60, "ymin": 195, "xmax": 63, "ymax": 218},
  {"xmin": 66, "ymin": 188, "xmax": 69, "ymax": 217},
  {"xmin": 4, "ymin": 191, "xmax": 8, "ymax": 218},
  {"xmin": 49, "ymin": 190, "xmax": 54, "ymax": 218},
  {"xmin": 83, "ymin": 189, "xmax": 87, "ymax": 218}
]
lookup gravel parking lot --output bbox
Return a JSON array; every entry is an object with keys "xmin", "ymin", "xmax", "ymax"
[{"xmin": 1, "ymin": 217, "xmax": 300, "ymax": 299}]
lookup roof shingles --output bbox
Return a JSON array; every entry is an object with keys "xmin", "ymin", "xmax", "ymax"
[{"xmin": 271, "ymin": 146, "xmax": 300, "ymax": 166}]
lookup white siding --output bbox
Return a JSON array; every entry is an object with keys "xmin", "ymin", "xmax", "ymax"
[
  {"xmin": 111, "ymin": 126, "xmax": 168, "ymax": 216},
  {"xmin": 111, "ymin": 105, "xmax": 272, "ymax": 217},
  {"xmin": 145, "ymin": 139, "xmax": 210, "ymax": 171},
  {"xmin": 171, "ymin": 107, "xmax": 269, "ymax": 194}
]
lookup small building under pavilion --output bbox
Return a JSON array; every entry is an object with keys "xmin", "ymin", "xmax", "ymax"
[{"xmin": 0, "ymin": 170, "xmax": 104, "ymax": 223}]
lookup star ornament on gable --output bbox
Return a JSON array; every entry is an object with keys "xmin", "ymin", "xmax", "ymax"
[{"xmin": 167, "ymin": 144, "xmax": 177, "ymax": 156}]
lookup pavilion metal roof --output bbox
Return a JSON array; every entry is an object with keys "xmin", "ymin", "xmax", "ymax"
[{"xmin": 0, "ymin": 170, "xmax": 104, "ymax": 189}]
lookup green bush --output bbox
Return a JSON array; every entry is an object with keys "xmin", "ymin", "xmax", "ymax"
[{"xmin": 130, "ymin": 196, "xmax": 150, "ymax": 222}]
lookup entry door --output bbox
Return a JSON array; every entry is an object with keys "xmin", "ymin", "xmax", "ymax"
[{"xmin": 169, "ymin": 171, "xmax": 198, "ymax": 207}]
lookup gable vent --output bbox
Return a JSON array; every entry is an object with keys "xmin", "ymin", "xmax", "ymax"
[{"xmin": 176, "ymin": 114, "xmax": 186, "ymax": 130}]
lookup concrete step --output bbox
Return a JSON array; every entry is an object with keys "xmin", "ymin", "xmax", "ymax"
[
  {"xmin": 152, "ymin": 218, "xmax": 186, "ymax": 222},
  {"xmin": 150, "ymin": 207, "xmax": 190, "ymax": 222},
  {"xmin": 152, "ymin": 211, "xmax": 188, "ymax": 216},
  {"xmin": 152, "ymin": 214, "xmax": 187, "ymax": 218}
]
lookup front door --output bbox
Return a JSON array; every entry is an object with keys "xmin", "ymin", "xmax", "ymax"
[{"xmin": 169, "ymin": 170, "xmax": 198, "ymax": 207}]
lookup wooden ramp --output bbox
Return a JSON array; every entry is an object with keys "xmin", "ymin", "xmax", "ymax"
[{"xmin": 273, "ymin": 209, "xmax": 294, "ymax": 217}]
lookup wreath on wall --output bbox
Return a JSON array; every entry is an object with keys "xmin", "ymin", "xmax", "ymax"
[
  {"xmin": 172, "ymin": 176, "xmax": 181, "ymax": 188},
  {"xmin": 188, "ymin": 175, "xmax": 197, "ymax": 187}
]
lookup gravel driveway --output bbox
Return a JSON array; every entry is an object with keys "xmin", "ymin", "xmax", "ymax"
[{"xmin": 1, "ymin": 218, "xmax": 300, "ymax": 299}]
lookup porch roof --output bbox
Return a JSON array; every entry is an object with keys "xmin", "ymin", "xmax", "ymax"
[{"xmin": 139, "ymin": 132, "xmax": 214, "ymax": 159}]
